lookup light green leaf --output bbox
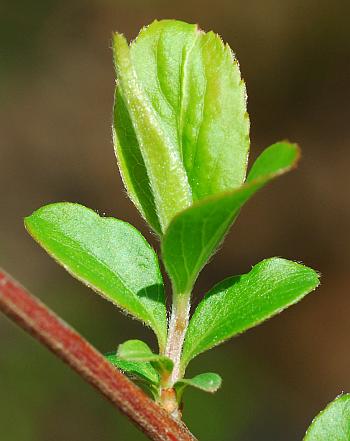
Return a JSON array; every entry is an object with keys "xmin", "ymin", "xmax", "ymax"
[
  {"xmin": 113, "ymin": 19, "xmax": 249, "ymax": 233},
  {"xmin": 113, "ymin": 32, "xmax": 192, "ymax": 232},
  {"xmin": 174, "ymin": 372, "xmax": 222, "ymax": 402},
  {"xmin": 304, "ymin": 394, "xmax": 350, "ymax": 441},
  {"xmin": 117, "ymin": 339, "xmax": 173, "ymax": 376},
  {"xmin": 181, "ymin": 258, "xmax": 319, "ymax": 370},
  {"xmin": 129, "ymin": 20, "xmax": 249, "ymax": 199},
  {"xmin": 105, "ymin": 352, "xmax": 159, "ymax": 385},
  {"xmin": 162, "ymin": 142, "xmax": 300, "ymax": 295},
  {"xmin": 24, "ymin": 203, "xmax": 167, "ymax": 351},
  {"xmin": 106, "ymin": 352, "xmax": 160, "ymax": 400},
  {"xmin": 113, "ymin": 88, "xmax": 162, "ymax": 235}
]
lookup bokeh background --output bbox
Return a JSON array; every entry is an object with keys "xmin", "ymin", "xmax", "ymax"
[{"xmin": 1, "ymin": 1, "xmax": 349, "ymax": 440}]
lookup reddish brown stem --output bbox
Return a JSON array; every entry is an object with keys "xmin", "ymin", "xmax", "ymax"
[{"xmin": 0, "ymin": 269, "xmax": 197, "ymax": 441}]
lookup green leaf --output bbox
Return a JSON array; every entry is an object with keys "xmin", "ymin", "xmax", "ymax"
[
  {"xmin": 304, "ymin": 394, "xmax": 350, "ymax": 441},
  {"xmin": 117, "ymin": 339, "xmax": 174, "ymax": 377},
  {"xmin": 113, "ymin": 32, "xmax": 192, "ymax": 232},
  {"xmin": 129, "ymin": 20, "xmax": 250, "ymax": 199},
  {"xmin": 162, "ymin": 142, "xmax": 300, "ymax": 295},
  {"xmin": 181, "ymin": 257, "xmax": 319, "ymax": 370},
  {"xmin": 24, "ymin": 203, "xmax": 167, "ymax": 351},
  {"xmin": 113, "ymin": 88, "xmax": 162, "ymax": 235},
  {"xmin": 174, "ymin": 372, "xmax": 222, "ymax": 402},
  {"xmin": 113, "ymin": 19, "xmax": 249, "ymax": 232},
  {"xmin": 106, "ymin": 353, "xmax": 160, "ymax": 400},
  {"xmin": 105, "ymin": 353, "xmax": 159, "ymax": 385}
]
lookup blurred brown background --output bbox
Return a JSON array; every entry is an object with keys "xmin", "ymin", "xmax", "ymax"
[{"xmin": 0, "ymin": 1, "xmax": 349, "ymax": 440}]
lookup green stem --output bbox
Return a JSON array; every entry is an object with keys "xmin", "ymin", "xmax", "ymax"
[
  {"xmin": 165, "ymin": 294, "xmax": 190, "ymax": 385},
  {"xmin": 160, "ymin": 293, "xmax": 190, "ymax": 418}
]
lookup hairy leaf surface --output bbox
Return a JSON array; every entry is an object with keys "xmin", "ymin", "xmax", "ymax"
[
  {"xmin": 304, "ymin": 394, "xmax": 350, "ymax": 441},
  {"xmin": 181, "ymin": 258, "xmax": 319, "ymax": 369},
  {"xmin": 118, "ymin": 339, "xmax": 173, "ymax": 376},
  {"xmin": 113, "ymin": 19, "xmax": 249, "ymax": 232},
  {"xmin": 162, "ymin": 142, "xmax": 300, "ymax": 295},
  {"xmin": 106, "ymin": 353, "xmax": 159, "ymax": 384},
  {"xmin": 113, "ymin": 32, "xmax": 192, "ymax": 232},
  {"xmin": 113, "ymin": 88, "xmax": 162, "ymax": 234},
  {"xmin": 25, "ymin": 203, "xmax": 167, "ymax": 351},
  {"xmin": 174, "ymin": 372, "xmax": 222, "ymax": 402}
]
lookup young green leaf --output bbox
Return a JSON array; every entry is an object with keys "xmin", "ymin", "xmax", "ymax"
[
  {"xmin": 113, "ymin": 88, "xmax": 162, "ymax": 235},
  {"xmin": 105, "ymin": 353, "xmax": 160, "ymax": 385},
  {"xmin": 113, "ymin": 32, "xmax": 192, "ymax": 232},
  {"xmin": 24, "ymin": 203, "xmax": 167, "ymax": 351},
  {"xmin": 129, "ymin": 20, "xmax": 250, "ymax": 199},
  {"xmin": 304, "ymin": 394, "xmax": 350, "ymax": 441},
  {"xmin": 181, "ymin": 257, "xmax": 319, "ymax": 370},
  {"xmin": 113, "ymin": 19, "xmax": 249, "ymax": 232},
  {"xmin": 162, "ymin": 142, "xmax": 300, "ymax": 296},
  {"xmin": 106, "ymin": 352, "xmax": 160, "ymax": 400},
  {"xmin": 117, "ymin": 339, "xmax": 174, "ymax": 377},
  {"xmin": 174, "ymin": 372, "xmax": 222, "ymax": 402}
]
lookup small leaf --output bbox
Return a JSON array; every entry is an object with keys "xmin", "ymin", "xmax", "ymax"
[
  {"xmin": 162, "ymin": 142, "xmax": 300, "ymax": 296},
  {"xmin": 25, "ymin": 203, "xmax": 167, "ymax": 351},
  {"xmin": 117, "ymin": 340, "xmax": 174, "ymax": 377},
  {"xmin": 105, "ymin": 353, "xmax": 159, "ymax": 385},
  {"xmin": 304, "ymin": 394, "xmax": 350, "ymax": 441},
  {"xmin": 181, "ymin": 258, "xmax": 319, "ymax": 370},
  {"xmin": 174, "ymin": 372, "xmax": 222, "ymax": 402},
  {"xmin": 106, "ymin": 353, "xmax": 160, "ymax": 400},
  {"xmin": 113, "ymin": 19, "xmax": 249, "ymax": 233}
]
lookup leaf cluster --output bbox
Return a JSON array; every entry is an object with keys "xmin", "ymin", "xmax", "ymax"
[{"xmin": 25, "ymin": 20, "xmax": 320, "ymax": 410}]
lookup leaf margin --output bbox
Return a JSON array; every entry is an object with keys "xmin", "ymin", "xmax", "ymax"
[{"xmin": 24, "ymin": 202, "xmax": 168, "ymax": 351}]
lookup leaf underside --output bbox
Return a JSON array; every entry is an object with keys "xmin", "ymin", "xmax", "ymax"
[
  {"xmin": 162, "ymin": 142, "xmax": 300, "ymax": 295},
  {"xmin": 181, "ymin": 257, "xmax": 319, "ymax": 370},
  {"xmin": 24, "ymin": 203, "xmax": 167, "ymax": 351},
  {"xmin": 304, "ymin": 394, "xmax": 350, "ymax": 441},
  {"xmin": 174, "ymin": 372, "xmax": 222, "ymax": 402},
  {"xmin": 113, "ymin": 19, "xmax": 249, "ymax": 233}
]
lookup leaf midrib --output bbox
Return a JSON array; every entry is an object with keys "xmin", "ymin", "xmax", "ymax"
[
  {"xmin": 183, "ymin": 266, "xmax": 317, "ymax": 365},
  {"xmin": 34, "ymin": 216, "xmax": 164, "ymax": 337}
]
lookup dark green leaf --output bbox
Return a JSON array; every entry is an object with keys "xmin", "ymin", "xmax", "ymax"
[
  {"xmin": 134, "ymin": 381, "xmax": 160, "ymax": 401},
  {"xmin": 181, "ymin": 257, "xmax": 319, "ymax": 370},
  {"xmin": 117, "ymin": 339, "xmax": 173, "ymax": 377},
  {"xmin": 304, "ymin": 394, "xmax": 350, "ymax": 441},
  {"xmin": 25, "ymin": 203, "xmax": 167, "ymax": 351},
  {"xmin": 162, "ymin": 142, "xmax": 300, "ymax": 296},
  {"xmin": 174, "ymin": 372, "xmax": 222, "ymax": 402}
]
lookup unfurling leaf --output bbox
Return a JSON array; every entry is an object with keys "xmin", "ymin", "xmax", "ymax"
[
  {"xmin": 113, "ymin": 19, "xmax": 249, "ymax": 233},
  {"xmin": 117, "ymin": 339, "xmax": 173, "ymax": 377},
  {"xmin": 304, "ymin": 394, "xmax": 350, "ymax": 441},
  {"xmin": 181, "ymin": 257, "xmax": 319, "ymax": 370},
  {"xmin": 113, "ymin": 32, "xmax": 192, "ymax": 233},
  {"xmin": 174, "ymin": 372, "xmax": 222, "ymax": 402},
  {"xmin": 162, "ymin": 142, "xmax": 300, "ymax": 296},
  {"xmin": 25, "ymin": 203, "xmax": 167, "ymax": 351}
]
